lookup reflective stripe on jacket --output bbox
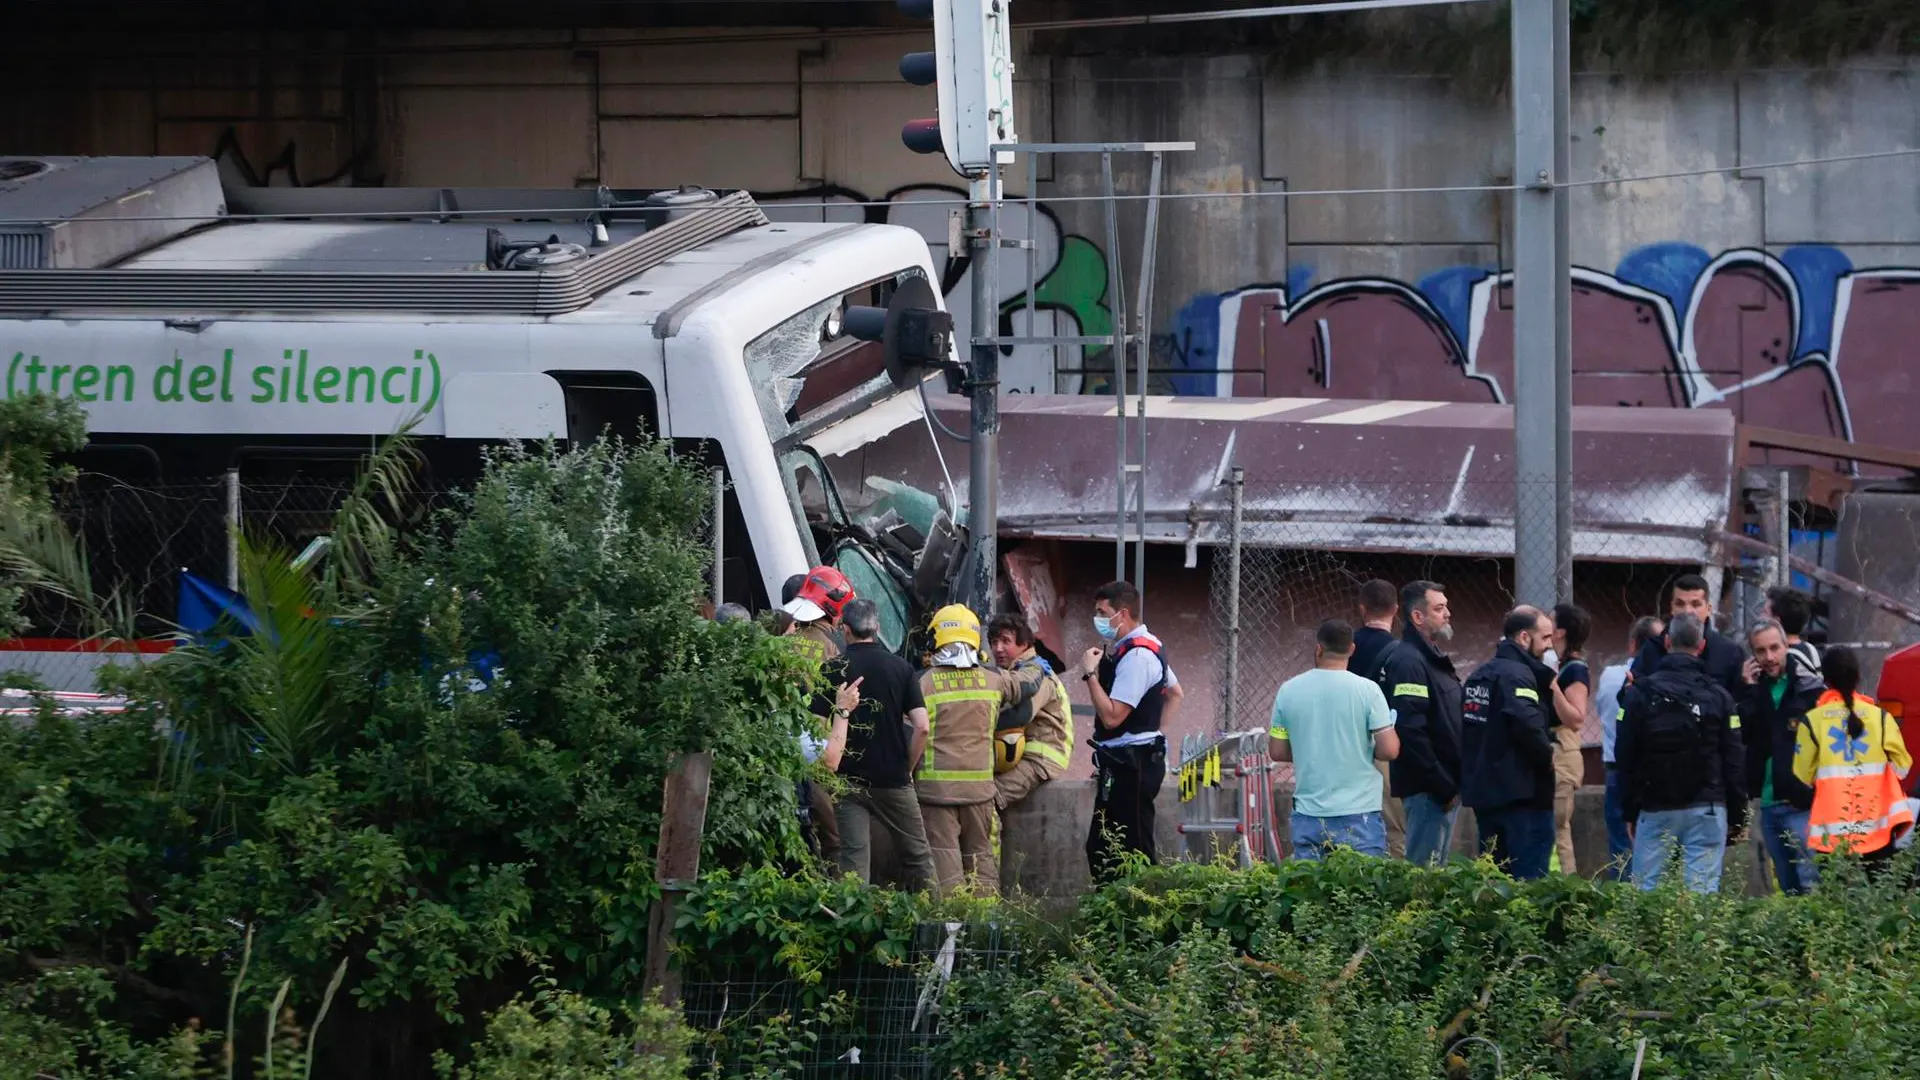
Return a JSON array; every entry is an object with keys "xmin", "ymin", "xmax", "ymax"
[
  {"xmin": 999, "ymin": 650, "xmax": 1073, "ymax": 774},
  {"xmin": 1793, "ymin": 690, "xmax": 1915, "ymax": 854},
  {"xmin": 919, "ymin": 664, "xmax": 1042, "ymax": 805}
]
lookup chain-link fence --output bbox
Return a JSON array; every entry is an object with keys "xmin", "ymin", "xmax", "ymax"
[
  {"xmin": 1209, "ymin": 472, "xmax": 1738, "ymax": 747},
  {"xmin": 6, "ymin": 463, "xmax": 727, "ymax": 691},
  {"xmin": 682, "ymin": 922, "xmax": 1020, "ymax": 1078}
]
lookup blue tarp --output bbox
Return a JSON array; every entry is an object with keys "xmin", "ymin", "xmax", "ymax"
[{"xmin": 177, "ymin": 571, "xmax": 260, "ymax": 637}]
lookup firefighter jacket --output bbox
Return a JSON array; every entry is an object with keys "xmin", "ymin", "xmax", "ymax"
[
  {"xmin": 995, "ymin": 649, "xmax": 1074, "ymax": 777},
  {"xmin": 789, "ymin": 621, "xmax": 843, "ymax": 665},
  {"xmin": 1460, "ymin": 640, "xmax": 1558, "ymax": 812},
  {"xmin": 1377, "ymin": 627, "xmax": 1465, "ymax": 804},
  {"xmin": 790, "ymin": 621, "xmax": 845, "ymax": 719},
  {"xmin": 917, "ymin": 662, "xmax": 1045, "ymax": 806},
  {"xmin": 1793, "ymin": 690, "xmax": 1915, "ymax": 855}
]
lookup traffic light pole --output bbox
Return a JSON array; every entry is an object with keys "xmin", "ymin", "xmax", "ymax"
[{"xmin": 965, "ymin": 174, "xmax": 1001, "ymax": 619}]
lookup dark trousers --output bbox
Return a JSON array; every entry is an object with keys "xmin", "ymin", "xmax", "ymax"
[
  {"xmin": 1087, "ymin": 741, "xmax": 1166, "ymax": 883},
  {"xmin": 1476, "ymin": 804, "xmax": 1556, "ymax": 880},
  {"xmin": 1603, "ymin": 766, "xmax": 1632, "ymax": 881}
]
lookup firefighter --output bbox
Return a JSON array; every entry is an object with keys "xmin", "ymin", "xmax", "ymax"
[
  {"xmin": 781, "ymin": 565, "xmax": 857, "ymax": 867},
  {"xmin": 916, "ymin": 605, "xmax": 1045, "ymax": 896},
  {"xmin": 782, "ymin": 566, "xmax": 854, "ymax": 665},
  {"xmin": 986, "ymin": 613, "xmax": 1073, "ymax": 813}
]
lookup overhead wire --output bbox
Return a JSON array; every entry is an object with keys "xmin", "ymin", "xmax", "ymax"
[{"xmin": 0, "ymin": 145, "xmax": 1915, "ymax": 228}]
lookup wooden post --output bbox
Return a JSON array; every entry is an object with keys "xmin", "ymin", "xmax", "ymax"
[{"xmin": 641, "ymin": 750, "xmax": 712, "ymax": 1009}]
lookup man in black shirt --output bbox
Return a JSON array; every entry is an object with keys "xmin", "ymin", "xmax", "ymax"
[
  {"xmin": 1631, "ymin": 573, "xmax": 1745, "ymax": 699},
  {"xmin": 1348, "ymin": 578, "xmax": 1403, "ymax": 857},
  {"xmin": 831, "ymin": 599, "xmax": 935, "ymax": 889},
  {"xmin": 1349, "ymin": 579, "xmax": 1398, "ymax": 679},
  {"xmin": 1380, "ymin": 580, "xmax": 1466, "ymax": 867}
]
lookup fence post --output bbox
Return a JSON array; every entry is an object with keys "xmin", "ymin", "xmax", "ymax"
[
  {"xmin": 709, "ymin": 467, "xmax": 726, "ymax": 608},
  {"xmin": 1223, "ymin": 466, "xmax": 1245, "ymax": 733},
  {"xmin": 641, "ymin": 750, "xmax": 712, "ymax": 1011},
  {"xmin": 224, "ymin": 468, "xmax": 241, "ymax": 591},
  {"xmin": 1775, "ymin": 470, "xmax": 1791, "ymax": 589}
]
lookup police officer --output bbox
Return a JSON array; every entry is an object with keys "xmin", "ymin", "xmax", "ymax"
[
  {"xmin": 916, "ymin": 605, "xmax": 1045, "ymax": 896},
  {"xmin": 1461, "ymin": 606, "xmax": 1560, "ymax": 879},
  {"xmin": 1079, "ymin": 580, "xmax": 1185, "ymax": 883},
  {"xmin": 1617, "ymin": 612, "xmax": 1746, "ymax": 894},
  {"xmin": 1374, "ymin": 580, "xmax": 1465, "ymax": 867}
]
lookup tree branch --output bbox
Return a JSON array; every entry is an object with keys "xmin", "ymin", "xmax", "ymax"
[{"xmin": 26, "ymin": 954, "xmax": 201, "ymax": 1010}]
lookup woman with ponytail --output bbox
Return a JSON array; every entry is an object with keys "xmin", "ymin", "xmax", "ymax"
[{"xmin": 1793, "ymin": 646, "xmax": 1915, "ymax": 870}]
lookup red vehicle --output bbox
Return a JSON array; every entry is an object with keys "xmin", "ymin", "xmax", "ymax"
[{"xmin": 1877, "ymin": 642, "xmax": 1920, "ymax": 795}]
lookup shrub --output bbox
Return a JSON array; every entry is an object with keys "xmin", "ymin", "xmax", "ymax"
[
  {"xmin": 936, "ymin": 854, "xmax": 1920, "ymax": 1079},
  {"xmin": 434, "ymin": 981, "xmax": 689, "ymax": 1080},
  {"xmin": 0, "ymin": 439, "xmax": 826, "ymax": 1075}
]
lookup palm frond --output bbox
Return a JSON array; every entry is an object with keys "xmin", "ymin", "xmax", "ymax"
[
  {"xmin": 0, "ymin": 492, "xmax": 132, "ymax": 640},
  {"xmin": 322, "ymin": 415, "xmax": 425, "ymax": 601},
  {"xmin": 233, "ymin": 533, "xmax": 339, "ymax": 774}
]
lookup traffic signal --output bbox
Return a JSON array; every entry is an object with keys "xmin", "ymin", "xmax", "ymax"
[{"xmin": 897, "ymin": 0, "xmax": 1018, "ymax": 177}]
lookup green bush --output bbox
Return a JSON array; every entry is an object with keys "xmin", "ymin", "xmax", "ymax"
[
  {"xmin": 433, "ymin": 981, "xmax": 689, "ymax": 1080},
  {"xmin": 0, "ymin": 393, "xmax": 90, "ymax": 637},
  {"xmin": 936, "ymin": 854, "xmax": 1920, "ymax": 1079},
  {"xmin": 0, "ymin": 439, "xmax": 826, "ymax": 1074}
]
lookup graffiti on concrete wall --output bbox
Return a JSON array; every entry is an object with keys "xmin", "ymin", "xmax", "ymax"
[
  {"xmin": 1166, "ymin": 244, "xmax": 1920, "ymax": 451},
  {"xmin": 756, "ymin": 184, "xmax": 1115, "ymax": 396},
  {"xmin": 209, "ymin": 126, "xmax": 365, "ymax": 188}
]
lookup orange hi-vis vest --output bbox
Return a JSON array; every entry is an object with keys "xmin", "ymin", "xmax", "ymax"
[{"xmin": 1793, "ymin": 690, "xmax": 1916, "ymax": 855}]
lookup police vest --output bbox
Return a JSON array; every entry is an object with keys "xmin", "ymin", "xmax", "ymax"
[{"xmin": 1096, "ymin": 634, "xmax": 1168, "ymax": 739}]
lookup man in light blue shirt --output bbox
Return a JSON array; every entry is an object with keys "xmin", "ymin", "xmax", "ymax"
[
  {"xmin": 1596, "ymin": 615, "xmax": 1661, "ymax": 880},
  {"xmin": 1268, "ymin": 620, "xmax": 1401, "ymax": 859}
]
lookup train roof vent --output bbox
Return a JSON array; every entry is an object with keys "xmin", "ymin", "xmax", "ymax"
[{"xmin": 0, "ymin": 156, "xmax": 224, "ymax": 269}]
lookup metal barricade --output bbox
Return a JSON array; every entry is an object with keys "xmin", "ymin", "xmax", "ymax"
[{"xmin": 1175, "ymin": 729, "xmax": 1283, "ymax": 865}]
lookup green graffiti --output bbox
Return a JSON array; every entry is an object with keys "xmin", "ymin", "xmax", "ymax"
[{"xmin": 1000, "ymin": 235, "xmax": 1112, "ymax": 380}]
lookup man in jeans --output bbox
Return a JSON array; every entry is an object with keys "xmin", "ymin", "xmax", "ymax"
[
  {"xmin": 831, "ymin": 599, "xmax": 936, "ymax": 890},
  {"xmin": 1378, "ymin": 580, "xmax": 1465, "ymax": 867},
  {"xmin": 1740, "ymin": 618, "xmax": 1824, "ymax": 894},
  {"xmin": 1270, "ymin": 619, "xmax": 1400, "ymax": 858},
  {"xmin": 1618, "ymin": 612, "xmax": 1747, "ymax": 893},
  {"xmin": 1594, "ymin": 617, "xmax": 1661, "ymax": 880}
]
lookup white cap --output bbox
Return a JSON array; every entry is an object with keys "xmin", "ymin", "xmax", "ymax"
[{"xmin": 782, "ymin": 597, "xmax": 827, "ymax": 623}]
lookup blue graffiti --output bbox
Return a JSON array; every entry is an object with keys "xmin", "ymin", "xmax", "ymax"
[
  {"xmin": 1164, "ymin": 242, "xmax": 1861, "ymax": 398},
  {"xmin": 1613, "ymin": 242, "xmax": 1715, "ymax": 320},
  {"xmin": 1779, "ymin": 245, "xmax": 1855, "ymax": 357},
  {"xmin": 1415, "ymin": 265, "xmax": 1491, "ymax": 354}
]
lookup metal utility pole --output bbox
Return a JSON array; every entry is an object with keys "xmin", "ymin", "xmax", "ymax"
[
  {"xmin": 1511, "ymin": 0, "xmax": 1573, "ymax": 608},
  {"xmin": 965, "ymin": 174, "xmax": 1000, "ymax": 616}
]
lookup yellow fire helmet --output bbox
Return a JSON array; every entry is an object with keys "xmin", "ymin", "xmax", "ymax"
[
  {"xmin": 929, "ymin": 603, "xmax": 982, "ymax": 651},
  {"xmin": 995, "ymin": 729, "xmax": 1027, "ymax": 774}
]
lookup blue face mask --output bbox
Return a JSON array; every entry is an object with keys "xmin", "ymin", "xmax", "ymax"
[{"xmin": 1093, "ymin": 614, "xmax": 1117, "ymax": 641}]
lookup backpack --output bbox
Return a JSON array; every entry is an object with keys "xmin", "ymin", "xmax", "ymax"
[{"xmin": 1635, "ymin": 686, "xmax": 1708, "ymax": 806}]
